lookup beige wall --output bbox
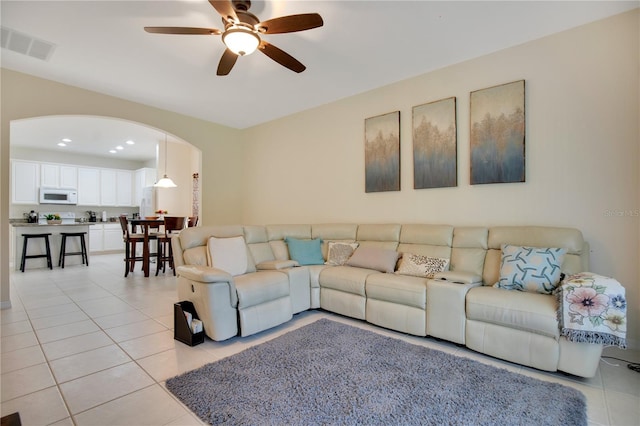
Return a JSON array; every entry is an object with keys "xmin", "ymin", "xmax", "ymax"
[
  {"xmin": 156, "ymin": 139, "xmax": 199, "ymax": 217},
  {"xmin": 0, "ymin": 69, "xmax": 244, "ymax": 306},
  {"xmin": 242, "ymin": 11, "xmax": 639, "ymax": 347}
]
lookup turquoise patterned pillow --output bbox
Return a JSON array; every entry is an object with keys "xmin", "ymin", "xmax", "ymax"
[{"xmin": 494, "ymin": 244, "xmax": 566, "ymax": 294}]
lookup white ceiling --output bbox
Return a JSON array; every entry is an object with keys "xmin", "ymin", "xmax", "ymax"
[{"xmin": 2, "ymin": 1, "xmax": 637, "ymax": 160}]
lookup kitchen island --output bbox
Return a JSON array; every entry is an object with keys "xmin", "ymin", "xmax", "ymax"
[{"xmin": 11, "ymin": 222, "xmax": 94, "ymax": 271}]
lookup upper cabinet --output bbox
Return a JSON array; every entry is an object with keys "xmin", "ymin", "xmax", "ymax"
[
  {"xmin": 116, "ymin": 170, "xmax": 133, "ymax": 206},
  {"xmin": 100, "ymin": 169, "xmax": 117, "ymax": 206},
  {"xmin": 12, "ymin": 160, "xmax": 139, "ymax": 207},
  {"xmin": 96, "ymin": 168, "xmax": 135, "ymax": 207},
  {"xmin": 77, "ymin": 167, "xmax": 101, "ymax": 206},
  {"xmin": 11, "ymin": 160, "xmax": 39, "ymax": 204},
  {"xmin": 41, "ymin": 163, "xmax": 77, "ymax": 188}
]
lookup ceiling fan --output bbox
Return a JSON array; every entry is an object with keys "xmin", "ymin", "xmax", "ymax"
[{"xmin": 144, "ymin": 0, "xmax": 323, "ymax": 76}]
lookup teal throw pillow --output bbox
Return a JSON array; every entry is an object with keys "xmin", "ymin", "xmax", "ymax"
[
  {"xmin": 494, "ymin": 244, "xmax": 567, "ymax": 294},
  {"xmin": 284, "ymin": 237, "xmax": 324, "ymax": 265}
]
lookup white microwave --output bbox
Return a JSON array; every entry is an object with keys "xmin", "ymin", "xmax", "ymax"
[{"xmin": 39, "ymin": 188, "xmax": 78, "ymax": 205}]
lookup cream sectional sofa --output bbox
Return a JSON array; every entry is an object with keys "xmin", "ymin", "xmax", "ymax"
[{"xmin": 171, "ymin": 223, "xmax": 603, "ymax": 378}]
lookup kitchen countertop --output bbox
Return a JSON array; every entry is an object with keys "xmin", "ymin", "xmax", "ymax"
[{"xmin": 10, "ymin": 221, "xmax": 96, "ymax": 227}]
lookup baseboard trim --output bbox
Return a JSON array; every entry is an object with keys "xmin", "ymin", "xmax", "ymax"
[{"xmin": 1, "ymin": 300, "xmax": 13, "ymax": 310}]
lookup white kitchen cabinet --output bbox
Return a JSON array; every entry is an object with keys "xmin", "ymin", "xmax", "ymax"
[
  {"xmin": 134, "ymin": 167, "xmax": 156, "ymax": 206},
  {"xmin": 11, "ymin": 160, "xmax": 39, "ymax": 204},
  {"xmin": 116, "ymin": 170, "xmax": 133, "ymax": 206},
  {"xmin": 60, "ymin": 166, "xmax": 78, "ymax": 188},
  {"xmin": 41, "ymin": 163, "xmax": 78, "ymax": 188},
  {"xmin": 89, "ymin": 223, "xmax": 124, "ymax": 253},
  {"xmin": 77, "ymin": 167, "xmax": 100, "ymax": 205},
  {"xmin": 40, "ymin": 163, "xmax": 59, "ymax": 187},
  {"xmin": 89, "ymin": 225, "xmax": 103, "ymax": 252},
  {"xmin": 103, "ymin": 223, "xmax": 123, "ymax": 251},
  {"xmin": 100, "ymin": 169, "xmax": 117, "ymax": 206}
]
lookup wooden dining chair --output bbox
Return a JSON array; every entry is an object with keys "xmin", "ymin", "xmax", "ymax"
[
  {"xmin": 156, "ymin": 216, "xmax": 186, "ymax": 275},
  {"xmin": 187, "ymin": 216, "xmax": 198, "ymax": 227},
  {"xmin": 119, "ymin": 215, "xmax": 145, "ymax": 277}
]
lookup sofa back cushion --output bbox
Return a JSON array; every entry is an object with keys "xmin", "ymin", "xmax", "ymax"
[
  {"xmin": 267, "ymin": 224, "xmax": 311, "ymax": 241},
  {"xmin": 312, "ymin": 224, "xmax": 358, "ymax": 260},
  {"xmin": 183, "ymin": 246, "xmax": 208, "ymax": 266},
  {"xmin": 244, "ymin": 226, "xmax": 275, "ymax": 265},
  {"xmin": 397, "ymin": 224, "xmax": 453, "ymax": 259},
  {"xmin": 356, "ymin": 224, "xmax": 401, "ymax": 250},
  {"xmin": 178, "ymin": 225, "xmax": 245, "ymax": 250},
  {"xmin": 451, "ymin": 227, "xmax": 488, "ymax": 277}
]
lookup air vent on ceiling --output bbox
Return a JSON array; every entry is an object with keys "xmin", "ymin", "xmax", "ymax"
[{"xmin": 0, "ymin": 27, "xmax": 56, "ymax": 61}]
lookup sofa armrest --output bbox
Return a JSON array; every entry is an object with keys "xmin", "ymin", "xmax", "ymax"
[
  {"xmin": 176, "ymin": 264, "xmax": 238, "ymax": 309},
  {"xmin": 176, "ymin": 264, "xmax": 233, "ymax": 282},
  {"xmin": 426, "ymin": 279, "xmax": 482, "ymax": 344},
  {"xmin": 256, "ymin": 260, "xmax": 300, "ymax": 270},
  {"xmin": 433, "ymin": 271, "xmax": 482, "ymax": 284}
]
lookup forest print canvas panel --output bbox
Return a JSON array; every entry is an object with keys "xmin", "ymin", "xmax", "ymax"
[
  {"xmin": 413, "ymin": 97, "xmax": 457, "ymax": 189},
  {"xmin": 365, "ymin": 111, "xmax": 400, "ymax": 192},
  {"xmin": 470, "ymin": 80, "xmax": 525, "ymax": 184}
]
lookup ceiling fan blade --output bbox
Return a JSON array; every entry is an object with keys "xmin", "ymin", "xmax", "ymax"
[
  {"xmin": 258, "ymin": 13, "xmax": 323, "ymax": 34},
  {"xmin": 144, "ymin": 27, "xmax": 221, "ymax": 35},
  {"xmin": 217, "ymin": 48, "xmax": 238, "ymax": 76},
  {"xmin": 259, "ymin": 40, "xmax": 305, "ymax": 73},
  {"xmin": 209, "ymin": 0, "xmax": 238, "ymax": 23}
]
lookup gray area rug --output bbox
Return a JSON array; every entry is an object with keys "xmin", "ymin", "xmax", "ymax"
[{"xmin": 166, "ymin": 319, "xmax": 587, "ymax": 425}]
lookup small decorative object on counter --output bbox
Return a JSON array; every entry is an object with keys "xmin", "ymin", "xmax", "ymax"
[
  {"xmin": 46, "ymin": 214, "xmax": 61, "ymax": 224},
  {"xmin": 28, "ymin": 210, "xmax": 38, "ymax": 223},
  {"xmin": 155, "ymin": 209, "xmax": 168, "ymax": 219}
]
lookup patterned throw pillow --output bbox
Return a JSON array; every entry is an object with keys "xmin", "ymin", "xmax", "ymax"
[
  {"xmin": 396, "ymin": 253, "xmax": 450, "ymax": 278},
  {"xmin": 494, "ymin": 244, "xmax": 567, "ymax": 294},
  {"xmin": 325, "ymin": 242, "xmax": 359, "ymax": 266}
]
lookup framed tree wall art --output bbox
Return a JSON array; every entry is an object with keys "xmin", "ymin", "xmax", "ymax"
[
  {"xmin": 365, "ymin": 111, "xmax": 400, "ymax": 192},
  {"xmin": 412, "ymin": 97, "xmax": 457, "ymax": 189},
  {"xmin": 470, "ymin": 80, "xmax": 525, "ymax": 185}
]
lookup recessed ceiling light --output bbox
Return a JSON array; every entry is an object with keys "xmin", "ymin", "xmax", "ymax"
[
  {"xmin": 61, "ymin": 138, "xmax": 72, "ymax": 142},
  {"xmin": 125, "ymin": 140, "xmax": 135, "ymax": 145},
  {"xmin": 57, "ymin": 142, "xmax": 66, "ymax": 147},
  {"xmin": 116, "ymin": 145, "xmax": 124, "ymax": 150},
  {"xmin": 109, "ymin": 150, "xmax": 117, "ymax": 154}
]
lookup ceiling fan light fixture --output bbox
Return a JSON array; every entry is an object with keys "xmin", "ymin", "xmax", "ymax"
[{"xmin": 222, "ymin": 27, "xmax": 259, "ymax": 56}]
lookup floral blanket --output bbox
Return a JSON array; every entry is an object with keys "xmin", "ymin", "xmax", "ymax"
[{"xmin": 556, "ymin": 272, "xmax": 627, "ymax": 349}]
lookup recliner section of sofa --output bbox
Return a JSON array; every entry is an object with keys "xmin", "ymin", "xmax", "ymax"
[{"xmin": 172, "ymin": 223, "xmax": 604, "ymax": 378}]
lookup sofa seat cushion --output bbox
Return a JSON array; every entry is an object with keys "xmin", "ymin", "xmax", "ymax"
[
  {"xmin": 308, "ymin": 264, "xmax": 331, "ymax": 289},
  {"xmin": 466, "ymin": 286, "xmax": 559, "ymax": 339},
  {"xmin": 319, "ymin": 266, "xmax": 380, "ymax": 296},
  {"xmin": 234, "ymin": 271, "xmax": 289, "ymax": 309},
  {"xmin": 366, "ymin": 274, "xmax": 427, "ymax": 310}
]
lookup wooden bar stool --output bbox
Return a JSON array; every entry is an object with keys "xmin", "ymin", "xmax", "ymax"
[
  {"xmin": 20, "ymin": 233, "xmax": 53, "ymax": 272},
  {"xmin": 157, "ymin": 216, "xmax": 186, "ymax": 275},
  {"xmin": 58, "ymin": 232, "xmax": 89, "ymax": 268}
]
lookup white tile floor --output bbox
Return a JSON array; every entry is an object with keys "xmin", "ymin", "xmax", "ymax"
[{"xmin": 1, "ymin": 254, "xmax": 638, "ymax": 425}]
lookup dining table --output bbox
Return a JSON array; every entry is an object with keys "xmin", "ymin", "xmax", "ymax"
[{"xmin": 130, "ymin": 218, "xmax": 164, "ymax": 277}]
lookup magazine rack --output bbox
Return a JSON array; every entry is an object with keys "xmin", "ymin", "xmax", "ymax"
[{"xmin": 174, "ymin": 301, "xmax": 205, "ymax": 346}]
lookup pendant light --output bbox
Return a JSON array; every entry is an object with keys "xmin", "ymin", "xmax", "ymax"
[{"xmin": 154, "ymin": 134, "xmax": 177, "ymax": 188}]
